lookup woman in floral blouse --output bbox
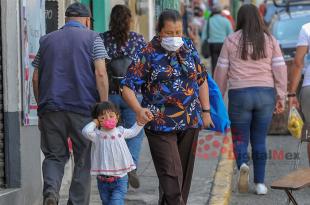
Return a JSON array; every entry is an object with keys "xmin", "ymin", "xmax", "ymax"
[
  {"xmin": 100, "ymin": 5, "xmax": 147, "ymax": 189},
  {"xmin": 121, "ymin": 9, "xmax": 213, "ymax": 205}
]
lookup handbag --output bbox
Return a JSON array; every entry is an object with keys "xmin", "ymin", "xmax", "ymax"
[
  {"xmin": 106, "ymin": 56, "xmax": 133, "ymax": 93},
  {"xmin": 205, "ymin": 75, "xmax": 230, "ymax": 133},
  {"xmin": 201, "ymin": 19, "xmax": 211, "ymax": 58},
  {"xmin": 108, "ymin": 56, "xmax": 132, "ymax": 79}
]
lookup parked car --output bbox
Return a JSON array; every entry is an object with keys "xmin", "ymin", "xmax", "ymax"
[
  {"xmin": 265, "ymin": 3, "xmax": 310, "ymax": 25},
  {"xmin": 269, "ymin": 10, "xmax": 310, "ymax": 62}
]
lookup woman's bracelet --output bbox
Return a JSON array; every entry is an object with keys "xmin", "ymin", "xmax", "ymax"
[{"xmin": 202, "ymin": 109, "xmax": 210, "ymax": 113}]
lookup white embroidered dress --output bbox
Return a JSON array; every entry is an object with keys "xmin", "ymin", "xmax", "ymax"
[{"xmin": 82, "ymin": 122, "xmax": 143, "ymax": 177}]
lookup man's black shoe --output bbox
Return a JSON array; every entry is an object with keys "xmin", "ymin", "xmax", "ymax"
[
  {"xmin": 43, "ymin": 194, "xmax": 58, "ymax": 205},
  {"xmin": 128, "ymin": 169, "xmax": 140, "ymax": 189}
]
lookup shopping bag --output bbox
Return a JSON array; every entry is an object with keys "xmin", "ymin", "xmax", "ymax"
[
  {"xmin": 205, "ymin": 75, "xmax": 230, "ymax": 133},
  {"xmin": 288, "ymin": 107, "xmax": 304, "ymax": 139}
]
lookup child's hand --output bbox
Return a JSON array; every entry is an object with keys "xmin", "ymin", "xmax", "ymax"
[{"xmin": 93, "ymin": 119, "xmax": 100, "ymax": 127}]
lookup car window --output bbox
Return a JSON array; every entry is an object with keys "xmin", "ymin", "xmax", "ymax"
[{"xmin": 273, "ymin": 16, "xmax": 310, "ymax": 41}]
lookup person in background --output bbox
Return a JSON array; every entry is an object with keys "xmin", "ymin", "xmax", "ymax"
[
  {"xmin": 180, "ymin": 1, "xmax": 200, "ymax": 47},
  {"xmin": 100, "ymin": 5, "xmax": 147, "ymax": 189},
  {"xmin": 82, "ymin": 101, "xmax": 152, "ymax": 205},
  {"xmin": 121, "ymin": 9, "xmax": 213, "ymax": 205},
  {"xmin": 180, "ymin": 0, "xmax": 191, "ymax": 38},
  {"xmin": 201, "ymin": 3, "xmax": 233, "ymax": 75},
  {"xmin": 288, "ymin": 22, "xmax": 310, "ymax": 165},
  {"xmin": 214, "ymin": 4, "xmax": 287, "ymax": 195},
  {"xmin": 32, "ymin": 3, "xmax": 109, "ymax": 205},
  {"xmin": 259, "ymin": 0, "xmax": 267, "ymax": 18},
  {"xmin": 221, "ymin": 6, "xmax": 235, "ymax": 30},
  {"xmin": 192, "ymin": 3, "xmax": 206, "ymax": 36}
]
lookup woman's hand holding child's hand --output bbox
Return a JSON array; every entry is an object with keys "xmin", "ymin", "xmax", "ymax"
[{"xmin": 137, "ymin": 108, "xmax": 154, "ymax": 126}]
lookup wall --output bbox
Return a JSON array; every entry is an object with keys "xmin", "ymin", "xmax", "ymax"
[
  {"xmin": 127, "ymin": 0, "xmax": 155, "ymax": 42},
  {"xmin": 0, "ymin": 0, "xmax": 42, "ymax": 204},
  {"xmin": 219, "ymin": 0, "xmax": 230, "ymax": 6}
]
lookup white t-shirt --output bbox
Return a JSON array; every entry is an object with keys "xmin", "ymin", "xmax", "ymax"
[{"xmin": 297, "ymin": 23, "xmax": 310, "ymax": 87}]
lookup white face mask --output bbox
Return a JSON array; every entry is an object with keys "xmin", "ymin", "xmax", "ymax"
[{"xmin": 160, "ymin": 37, "xmax": 184, "ymax": 52}]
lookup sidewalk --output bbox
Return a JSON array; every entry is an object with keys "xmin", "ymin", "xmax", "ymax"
[
  {"xmin": 59, "ymin": 130, "xmax": 222, "ymax": 205},
  {"xmin": 230, "ymin": 135, "xmax": 310, "ymax": 205}
]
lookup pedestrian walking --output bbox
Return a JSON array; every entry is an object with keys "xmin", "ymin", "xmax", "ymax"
[
  {"xmin": 221, "ymin": 6, "xmax": 235, "ymax": 30},
  {"xmin": 121, "ymin": 9, "xmax": 214, "ymax": 205},
  {"xmin": 259, "ymin": 0, "xmax": 267, "ymax": 18},
  {"xmin": 180, "ymin": 1, "xmax": 199, "ymax": 47},
  {"xmin": 288, "ymin": 22, "xmax": 310, "ymax": 165},
  {"xmin": 201, "ymin": 3, "xmax": 233, "ymax": 75},
  {"xmin": 99, "ymin": 4, "xmax": 147, "ymax": 189},
  {"xmin": 214, "ymin": 4, "xmax": 287, "ymax": 195},
  {"xmin": 82, "ymin": 101, "xmax": 152, "ymax": 205},
  {"xmin": 32, "ymin": 3, "xmax": 109, "ymax": 205}
]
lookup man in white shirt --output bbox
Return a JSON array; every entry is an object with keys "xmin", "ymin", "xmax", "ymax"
[{"xmin": 289, "ymin": 22, "xmax": 310, "ymax": 165}]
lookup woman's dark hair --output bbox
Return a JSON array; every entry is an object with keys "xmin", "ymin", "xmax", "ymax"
[
  {"xmin": 91, "ymin": 101, "xmax": 120, "ymax": 119},
  {"xmin": 236, "ymin": 4, "xmax": 270, "ymax": 60},
  {"xmin": 109, "ymin": 5, "xmax": 132, "ymax": 47},
  {"xmin": 157, "ymin": 9, "xmax": 182, "ymax": 33}
]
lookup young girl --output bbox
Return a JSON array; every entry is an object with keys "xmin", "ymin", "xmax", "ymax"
[{"xmin": 82, "ymin": 101, "xmax": 152, "ymax": 205}]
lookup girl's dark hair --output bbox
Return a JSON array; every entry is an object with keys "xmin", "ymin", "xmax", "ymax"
[
  {"xmin": 91, "ymin": 101, "xmax": 120, "ymax": 119},
  {"xmin": 157, "ymin": 9, "xmax": 182, "ymax": 33},
  {"xmin": 236, "ymin": 4, "xmax": 270, "ymax": 60},
  {"xmin": 109, "ymin": 5, "xmax": 132, "ymax": 47}
]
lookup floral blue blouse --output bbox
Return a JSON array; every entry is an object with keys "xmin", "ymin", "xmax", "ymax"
[
  {"xmin": 121, "ymin": 36, "xmax": 208, "ymax": 132},
  {"xmin": 100, "ymin": 31, "xmax": 147, "ymax": 63}
]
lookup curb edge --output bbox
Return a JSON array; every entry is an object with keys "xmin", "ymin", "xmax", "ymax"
[{"xmin": 208, "ymin": 139, "xmax": 234, "ymax": 205}]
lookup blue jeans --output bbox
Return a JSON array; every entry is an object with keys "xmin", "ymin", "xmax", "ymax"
[
  {"xmin": 97, "ymin": 175, "xmax": 128, "ymax": 205},
  {"xmin": 109, "ymin": 94, "xmax": 144, "ymax": 166},
  {"xmin": 228, "ymin": 87, "xmax": 276, "ymax": 183}
]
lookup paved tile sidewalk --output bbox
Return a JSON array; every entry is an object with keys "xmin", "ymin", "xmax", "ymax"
[
  {"xmin": 59, "ymin": 130, "xmax": 222, "ymax": 205},
  {"xmin": 230, "ymin": 135, "xmax": 310, "ymax": 205}
]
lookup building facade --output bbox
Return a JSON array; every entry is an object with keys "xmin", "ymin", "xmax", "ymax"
[
  {"xmin": 0, "ymin": 0, "xmax": 156, "ymax": 204},
  {"xmin": 0, "ymin": 0, "xmax": 42, "ymax": 204}
]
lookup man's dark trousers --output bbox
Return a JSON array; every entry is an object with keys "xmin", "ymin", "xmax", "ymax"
[{"xmin": 40, "ymin": 111, "xmax": 92, "ymax": 205}]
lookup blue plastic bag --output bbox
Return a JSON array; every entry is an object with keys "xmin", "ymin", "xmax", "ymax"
[{"xmin": 205, "ymin": 75, "xmax": 230, "ymax": 133}]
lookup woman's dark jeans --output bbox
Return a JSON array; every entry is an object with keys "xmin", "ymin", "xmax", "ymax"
[
  {"xmin": 228, "ymin": 87, "xmax": 276, "ymax": 183},
  {"xmin": 209, "ymin": 43, "xmax": 223, "ymax": 75}
]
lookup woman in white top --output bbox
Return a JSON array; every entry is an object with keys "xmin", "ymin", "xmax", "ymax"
[
  {"xmin": 82, "ymin": 101, "xmax": 152, "ymax": 205},
  {"xmin": 289, "ymin": 22, "xmax": 310, "ymax": 166}
]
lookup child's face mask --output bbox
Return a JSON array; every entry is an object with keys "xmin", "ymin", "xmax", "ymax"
[
  {"xmin": 98, "ymin": 110, "xmax": 118, "ymax": 130},
  {"xmin": 101, "ymin": 118, "xmax": 117, "ymax": 130}
]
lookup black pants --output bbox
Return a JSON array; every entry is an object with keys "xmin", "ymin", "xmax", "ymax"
[
  {"xmin": 209, "ymin": 43, "xmax": 223, "ymax": 76},
  {"xmin": 40, "ymin": 111, "xmax": 92, "ymax": 205},
  {"xmin": 145, "ymin": 128, "xmax": 200, "ymax": 205}
]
